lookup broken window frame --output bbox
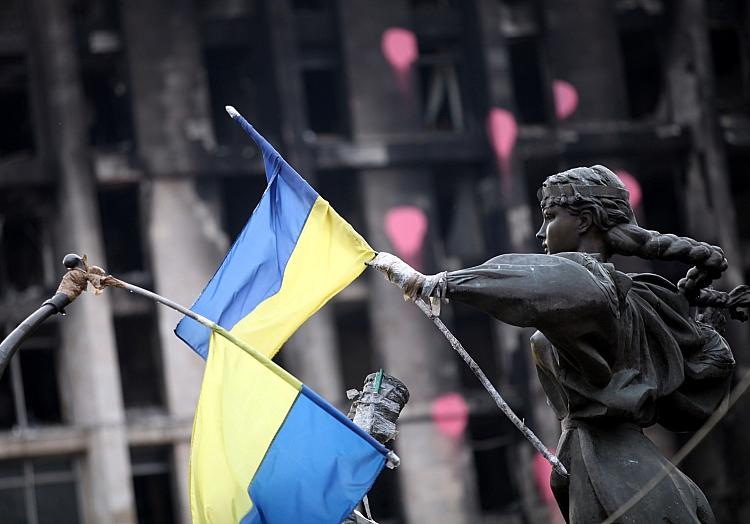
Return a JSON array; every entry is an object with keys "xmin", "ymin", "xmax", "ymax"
[
  {"xmin": 0, "ymin": 455, "xmax": 84, "ymax": 524},
  {"xmin": 411, "ymin": 2, "xmax": 469, "ymax": 133},
  {"xmin": 294, "ymin": 1, "xmax": 350, "ymax": 137},
  {"xmin": 0, "ymin": 320, "xmax": 64, "ymax": 431}
]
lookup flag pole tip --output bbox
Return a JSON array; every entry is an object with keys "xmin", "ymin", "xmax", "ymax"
[{"xmin": 225, "ymin": 105, "xmax": 240, "ymax": 119}]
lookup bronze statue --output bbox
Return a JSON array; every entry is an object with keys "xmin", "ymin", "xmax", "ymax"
[{"xmin": 370, "ymin": 165, "xmax": 749, "ymax": 523}]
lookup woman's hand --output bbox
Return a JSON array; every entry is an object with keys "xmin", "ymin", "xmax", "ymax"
[
  {"xmin": 366, "ymin": 252, "xmax": 447, "ymax": 316},
  {"xmin": 366, "ymin": 252, "xmax": 425, "ymax": 300}
]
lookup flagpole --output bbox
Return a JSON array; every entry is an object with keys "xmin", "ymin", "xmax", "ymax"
[
  {"xmin": 56, "ymin": 254, "xmax": 401, "ymax": 469},
  {"xmin": 58, "ymin": 255, "xmax": 301, "ymax": 388}
]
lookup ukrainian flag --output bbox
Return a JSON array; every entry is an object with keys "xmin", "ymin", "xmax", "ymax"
[{"xmin": 176, "ymin": 108, "xmax": 386, "ymax": 523}]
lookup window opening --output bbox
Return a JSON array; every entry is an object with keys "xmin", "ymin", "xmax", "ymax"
[
  {"xmin": 114, "ymin": 309, "xmax": 165, "ymax": 411},
  {"xmin": 98, "ymin": 183, "xmax": 145, "ymax": 275},
  {"xmin": 0, "ymin": 322, "xmax": 63, "ymax": 430},
  {"xmin": 507, "ymin": 37, "xmax": 548, "ymax": 125},
  {"xmin": 18, "ymin": 339, "xmax": 62, "ymax": 425},
  {"xmin": 419, "ymin": 57, "xmax": 464, "ymax": 131},
  {"xmin": 433, "ymin": 167, "xmax": 486, "ymax": 264},
  {"xmin": 468, "ymin": 411, "xmax": 521, "ymax": 514},
  {"xmin": 316, "ymin": 170, "xmax": 366, "ymax": 234},
  {"xmin": 292, "ymin": 0, "xmax": 328, "ymax": 11},
  {"xmin": 295, "ymin": 2, "xmax": 348, "ymax": 137},
  {"xmin": 301, "ymin": 67, "xmax": 347, "ymax": 136},
  {"xmin": 0, "ymin": 456, "xmax": 83, "ymax": 524},
  {"xmin": 334, "ymin": 301, "xmax": 376, "ymax": 394},
  {"xmin": 410, "ymin": 1, "xmax": 471, "ymax": 132},
  {"xmin": 203, "ymin": 13, "xmax": 281, "ymax": 148},
  {"xmin": 220, "ymin": 176, "xmax": 267, "ymax": 241},
  {"xmin": 709, "ymin": 24, "xmax": 749, "ymax": 111},
  {"xmin": 449, "ymin": 301, "xmax": 500, "ymax": 391},
  {"xmin": 130, "ymin": 446, "xmax": 177, "ymax": 524},
  {"xmin": 0, "ymin": 214, "xmax": 46, "ymax": 293},
  {"xmin": 72, "ymin": 0, "xmax": 135, "ymax": 150},
  {"xmin": 0, "ymin": 54, "xmax": 34, "ymax": 157},
  {"xmin": 618, "ymin": 23, "xmax": 665, "ymax": 120}
]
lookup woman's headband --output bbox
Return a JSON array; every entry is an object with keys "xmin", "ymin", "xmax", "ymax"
[{"xmin": 536, "ymin": 183, "xmax": 631, "ymax": 203}]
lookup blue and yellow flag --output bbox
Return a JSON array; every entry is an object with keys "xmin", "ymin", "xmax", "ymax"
[{"xmin": 176, "ymin": 108, "xmax": 385, "ymax": 523}]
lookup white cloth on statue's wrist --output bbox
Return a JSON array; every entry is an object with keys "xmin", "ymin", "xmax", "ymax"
[{"xmin": 367, "ymin": 252, "xmax": 448, "ymax": 315}]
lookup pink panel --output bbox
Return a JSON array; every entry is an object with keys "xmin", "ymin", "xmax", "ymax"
[
  {"xmin": 615, "ymin": 169, "xmax": 643, "ymax": 208},
  {"xmin": 384, "ymin": 206, "xmax": 428, "ymax": 270},
  {"xmin": 486, "ymin": 108, "xmax": 518, "ymax": 193},
  {"xmin": 534, "ymin": 451, "xmax": 565, "ymax": 524},
  {"xmin": 381, "ymin": 28, "xmax": 418, "ymax": 96},
  {"xmin": 552, "ymin": 79, "xmax": 579, "ymax": 121},
  {"xmin": 381, "ymin": 28, "xmax": 418, "ymax": 72},
  {"xmin": 431, "ymin": 393, "xmax": 469, "ymax": 439},
  {"xmin": 533, "ymin": 451, "xmax": 556, "ymax": 503}
]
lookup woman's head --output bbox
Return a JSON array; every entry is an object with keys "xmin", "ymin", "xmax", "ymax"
[
  {"xmin": 538, "ymin": 165, "xmax": 635, "ymax": 231},
  {"xmin": 535, "ymin": 165, "xmax": 634, "ymax": 257}
]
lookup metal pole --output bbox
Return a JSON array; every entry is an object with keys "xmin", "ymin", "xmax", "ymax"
[
  {"xmin": 0, "ymin": 293, "xmax": 71, "ymax": 379},
  {"xmin": 0, "ymin": 253, "xmax": 87, "ymax": 379}
]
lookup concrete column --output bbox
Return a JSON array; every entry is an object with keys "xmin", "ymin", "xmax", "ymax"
[
  {"xmin": 542, "ymin": 0, "xmax": 628, "ymax": 122},
  {"xmin": 28, "ymin": 0, "xmax": 136, "ymax": 522},
  {"xmin": 145, "ymin": 180, "xmax": 227, "ymax": 523},
  {"xmin": 120, "ymin": 3, "xmax": 220, "ymax": 523},
  {"xmin": 362, "ymin": 170, "xmax": 479, "ymax": 524},
  {"xmin": 339, "ymin": 2, "xmax": 479, "ymax": 522},
  {"xmin": 120, "ymin": 0, "xmax": 216, "ymax": 174}
]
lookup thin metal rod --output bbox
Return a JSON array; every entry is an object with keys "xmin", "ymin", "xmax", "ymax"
[
  {"xmin": 413, "ymin": 297, "xmax": 569, "ymax": 478},
  {"xmin": 114, "ymin": 279, "xmax": 301, "ymax": 388}
]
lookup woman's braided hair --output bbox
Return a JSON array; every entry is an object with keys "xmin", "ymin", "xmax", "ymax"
[{"xmin": 539, "ymin": 165, "xmax": 749, "ymax": 320}]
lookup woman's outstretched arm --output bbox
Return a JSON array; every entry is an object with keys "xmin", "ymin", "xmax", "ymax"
[{"xmin": 370, "ymin": 252, "xmax": 614, "ymax": 334}]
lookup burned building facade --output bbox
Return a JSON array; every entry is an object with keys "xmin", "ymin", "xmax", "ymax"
[{"xmin": 1, "ymin": 0, "xmax": 749, "ymax": 523}]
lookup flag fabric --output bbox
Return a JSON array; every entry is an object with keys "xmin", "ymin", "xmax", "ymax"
[
  {"xmin": 191, "ymin": 333, "xmax": 387, "ymax": 523},
  {"xmin": 175, "ymin": 108, "xmax": 374, "ymax": 360},
  {"xmin": 176, "ymin": 108, "xmax": 386, "ymax": 523}
]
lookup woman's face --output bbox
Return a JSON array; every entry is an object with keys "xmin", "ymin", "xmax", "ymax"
[{"xmin": 536, "ymin": 204, "xmax": 581, "ymax": 254}]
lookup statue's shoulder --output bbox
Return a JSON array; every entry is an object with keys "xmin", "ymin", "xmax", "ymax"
[{"xmin": 555, "ymin": 252, "xmax": 632, "ymax": 316}]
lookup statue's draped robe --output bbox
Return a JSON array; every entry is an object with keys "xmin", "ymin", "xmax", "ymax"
[{"xmin": 444, "ymin": 253, "xmax": 734, "ymax": 523}]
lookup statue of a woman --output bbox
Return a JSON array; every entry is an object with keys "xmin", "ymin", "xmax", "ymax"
[{"xmin": 370, "ymin": 165, "xmax": 749, "ymax": 523}]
